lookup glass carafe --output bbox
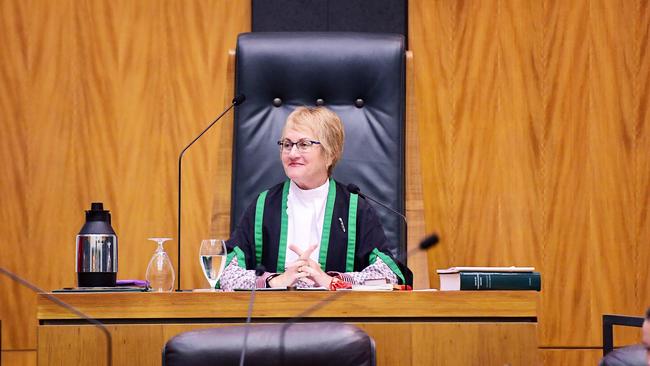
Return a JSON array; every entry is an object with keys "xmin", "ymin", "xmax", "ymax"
[{"xmin": 145, "ymin": 238, "xmax": 175, "ymax": 292}]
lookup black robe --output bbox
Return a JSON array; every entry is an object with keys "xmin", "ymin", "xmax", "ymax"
[{"xmin": 226, "ymin": 180, "xmax": 413, "ymax": 285}]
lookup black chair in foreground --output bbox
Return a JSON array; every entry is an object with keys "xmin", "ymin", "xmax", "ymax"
[
  {"xmin": 599, "ymin": 314, "xmax": 646, "ymax": 366},
  {"xmin": 162, "ymin": 322, "xmax": 376, "ymax": 366}
]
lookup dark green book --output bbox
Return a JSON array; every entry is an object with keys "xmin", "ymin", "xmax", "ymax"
[{"xmin": 439, "ymin": 271, "xmax": 541, "ymax": 291}]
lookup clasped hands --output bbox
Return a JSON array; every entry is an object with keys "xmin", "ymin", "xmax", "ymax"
[{"xmin": 267, "ymin": 244, "xmax": 333, "ymax": 288}]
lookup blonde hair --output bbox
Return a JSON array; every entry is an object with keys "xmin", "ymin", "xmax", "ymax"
[{"xmin": 283, "ymin": 106, "xmax": 345, "ymax": 176}]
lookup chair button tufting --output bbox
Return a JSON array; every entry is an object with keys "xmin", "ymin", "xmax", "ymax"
[
  {"xmin": 355, "ymin": 98, "xmax": 365, "ymax": 108},
  {"xmin": 315, "ymin": 98, "xmax": 325, "ymax": 106},
  {"xmin": 272, "ymin": 98, "xmax": 282, "ymax": 107}
]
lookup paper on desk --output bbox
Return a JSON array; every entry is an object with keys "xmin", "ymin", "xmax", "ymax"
[
  {"xmin": 436, "ymin": 266, "xmax": 535, "ymax": 274},
  {"xmin": 350, "ymin": 284, "xmax": 394, "ymax": 291}
]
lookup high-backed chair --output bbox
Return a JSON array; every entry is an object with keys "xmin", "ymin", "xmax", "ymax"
[
  {"xmin": 162, "ymin": 322, "xmax": 376, "ymax": 366},
  {"xmin": 211, "ymin": 32, "xmax": 429, "ymax": 287},
  {"xmin": 599, "ymin": 314, "xmax": 646, "ymax": 366},
  {"xmin": 232, "ymin": 32, "xmax": 405, "ymax": 257}
]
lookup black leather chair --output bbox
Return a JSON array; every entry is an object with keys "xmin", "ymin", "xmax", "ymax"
[
  {"xmin": 599, "ymin": 314, "xmax": 647, "ymax": 366},
  {"xmin": 162, "ymin": 322, "xmax": 376, "ymax": 366},
  {"xmin": 230, "ymin": 32, "xmax": 407, "ymax": 263}
]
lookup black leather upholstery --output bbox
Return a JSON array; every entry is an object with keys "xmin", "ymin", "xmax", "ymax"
[
  {"xmin": 599, "ymin": 344, "xmax": 647, "ymax": 366},
  {"xmin": 162, "ymin": 322, "xmax": 376, "ymax": 366},
  {"xmin": 252, "ymin": 0, "xmax": 408, "ymax": 43},
  {"xmin": 231, "ymin": 32, "xmax": 406, "ymax": 260}
]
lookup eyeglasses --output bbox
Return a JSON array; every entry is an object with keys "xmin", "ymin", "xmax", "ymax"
[{"xmin": 277, "ymin": 138, "xmax": 321, "ymax": 153}]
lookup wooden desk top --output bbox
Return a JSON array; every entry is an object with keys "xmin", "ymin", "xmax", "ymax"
[{"xmin": 38, "ymin": 291, "xmax": 538, "ymax": 321}]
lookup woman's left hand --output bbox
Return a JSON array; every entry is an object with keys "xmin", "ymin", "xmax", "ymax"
[{"xmin": 289, "ymin": 244, "xmax": 333, "ymax": 288}]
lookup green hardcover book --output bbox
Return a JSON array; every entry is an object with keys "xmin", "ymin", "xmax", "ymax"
[{"xmin": 452, "ymin": 272, "xmax": 541, "ymax": 291}]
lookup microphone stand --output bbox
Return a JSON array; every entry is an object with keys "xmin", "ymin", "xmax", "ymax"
[
  {"xmin": 177, "ymin": 95, "xmax": 245, "ymax": 291},
  {"xmin": 238, "ymin": 264, "xmax": 266, "ymax": 366},
  {"xmin": 346, "ymin": 184, "xmax": 408, "ymax": 263}
]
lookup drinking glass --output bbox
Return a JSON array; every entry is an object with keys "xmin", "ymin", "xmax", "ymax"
[
  {"xmin": 199, "ymin": 239, "xmax": 227, "ymax": 290},
  {"xmin": 145, "ymin": 237, "xmax": 175, "ymax": 292}
]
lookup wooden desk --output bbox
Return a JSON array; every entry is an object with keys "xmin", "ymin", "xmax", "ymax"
[{"xmin": 37, "ymin": 291, "xmax": 539, "ymax": 365}]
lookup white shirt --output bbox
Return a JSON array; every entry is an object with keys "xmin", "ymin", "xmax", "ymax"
[{"xmin": 284, "ymin": 180, "xmax": 329, "ymax": 266}]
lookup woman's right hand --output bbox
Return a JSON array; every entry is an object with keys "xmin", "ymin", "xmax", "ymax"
[{"xmin": 267, "ymin": 259, "xmax": 311, "ymax": 287}]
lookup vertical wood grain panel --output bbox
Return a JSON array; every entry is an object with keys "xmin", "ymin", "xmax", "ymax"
[
  {"xmin": 0, "ymin": 0, "xmax": 249, "ymax": 352},
  {"xmin": 452, "ymin": 0, "xmax": 502, "ymax": 265},
  {"xmin": 0, "ymin": 0, "xmax": 31, "ymax": 351},
  {"xmin": 589, "ymin": 0, "xmax": 638, "ymax": 345},
  {"xmin": 410, "ymin": 0, "xmax": 454, "ymax": 288},
  {"xmin": 539, "ymin": 0, "xmax": 592, "ymax": 346},
  {"xmin": 2, "ymin": 1, "xmax": 650, "ymax": 363},
  {"xmin": 496, "ymin": 0, "xmax": 543, "ymax": 268},
  {"xmin": 209, "ymin": 51, "xmax": 236, "ymax": 240},
  {"xmin": 636, "ymin": 0, "xmax": 650, "ymax": 318},
  {"xmin": 411, "ymin": 323, "xmax": 538, "ymax": 365},
  {"xmin": 409, "ymin": 0, "xmax": 650, "ymax": 351},
  {"xmin": 160, "ymin": 0, "xmax": 247, "ymax": 289},
  {"xmin": 405, "ymin": 51, "xmax": 430, "ymax": 289},
  {"xmin": 540, "ymin": 349, "xmax": 602, "ymax": 366},
  {"xmin": 113, "ymin": 0, "xmax": 169, "ymax": 288},
  {"xmin": 29, "ymin": 0, "xmax": 120, "ymax": 292},
  {"xmin": 0, "ymin": 350, "xmax": 37, "ymax": 366}
]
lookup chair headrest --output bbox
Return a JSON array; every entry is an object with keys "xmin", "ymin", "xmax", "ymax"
[{"xmin": 163, "ymin": 322, "xmax": 375, "ymax": 366}]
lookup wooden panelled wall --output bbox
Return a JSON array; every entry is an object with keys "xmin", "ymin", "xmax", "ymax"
[{"xmin": 0, "ymin": 1, "xmax": 647, "ymax": 365}]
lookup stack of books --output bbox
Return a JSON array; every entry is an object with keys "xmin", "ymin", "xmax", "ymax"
[
  {"xmin": 436, "ymin": 266, "xmax": 541, "ymax": 291},
  {"xmin": 350, "ymin": 278, "xmax": 394, "ymax": 291}
]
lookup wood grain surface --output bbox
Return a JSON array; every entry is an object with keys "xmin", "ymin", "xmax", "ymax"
[
  {"xmin": 0, "ymin": 0, "xmax": 249, "ymax": 355},
  {"xmin": 36, "ymin": 291, "xmax": 538, "ymax": 320},
  {"xmin": 38, "ymin": 322, "xmax": 538, "ymax": 366},
  {"xmin": 1, "ymin": 1, "xmax": 649, "ymax": 364},
  {"xmin": 408, "ymin": 323, "xmax": 539, "ymax": 365},
  {"xmin": 540, "ymin": 349, "xmax": 603, "ymax": 366},
  {"xmin": 0, "ymin": 351, "xmax": 36, "ymax": 366},
  {"xmin": 36, "ymin": 292, "xmax": 538, "ymax": 365},
  {"xmin": 410, "ymin": 0, "xmax": 649, "ymax": 349}
]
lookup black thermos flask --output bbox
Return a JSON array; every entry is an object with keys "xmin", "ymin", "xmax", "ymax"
[{"xmin": 75, "ymin": 202, "xmax": 118, "ymax": 287}]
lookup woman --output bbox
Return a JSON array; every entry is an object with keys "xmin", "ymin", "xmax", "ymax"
[{"xmin": 220, "ymin": 106, "xmax": 411, "ymax": 290}]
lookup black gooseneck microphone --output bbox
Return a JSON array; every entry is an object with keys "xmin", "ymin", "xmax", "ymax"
[
  {"xmin": 177, "ymin": 95, "xmax": 246, "ymax": 291},
  {"xmin": 0, "ymin": 267, "xmax": 112, "ymax": 366},
  {"xmin": 409, "ymin": 233, "xmax": 439, "ymax": 255},
  {"xmin": 239, "ymin": 264, "xmax": 266, "ymax": 366},
  {"xmin": 346, "ymin": 183, "xmax": 408, "ymax": 261}
]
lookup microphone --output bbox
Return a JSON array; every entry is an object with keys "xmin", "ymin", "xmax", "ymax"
[
  {"xmin": 0, "ymin": 266, "xmax": 112, "ymax": 366},
  {"xmin": 177, "ymin": 95, "xmax": 246, "ymax": 291},
  {"xmin": 414, "ymin": 233, "xmax": 439, "ymax": 252},
  {"xmin": 346, "ymin": 183, "xmax": 408, "ymax": 261},
  {"xmin": 239, "ymin": 264, "xmax": 266, "ymax": 366}
]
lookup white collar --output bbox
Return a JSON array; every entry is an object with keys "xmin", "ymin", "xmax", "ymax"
[{"xmin": 289, "ymin": 179, "xmax": 330, "ymax": 200}]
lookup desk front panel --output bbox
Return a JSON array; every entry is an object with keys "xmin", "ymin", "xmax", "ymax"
[
  {"xmin": 37, "ymin": 291, "xmax": 539, "ymax": 365},
  {"xmin": 38, "ymin": 322, "xmax": 538, "ymax": 366}
]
